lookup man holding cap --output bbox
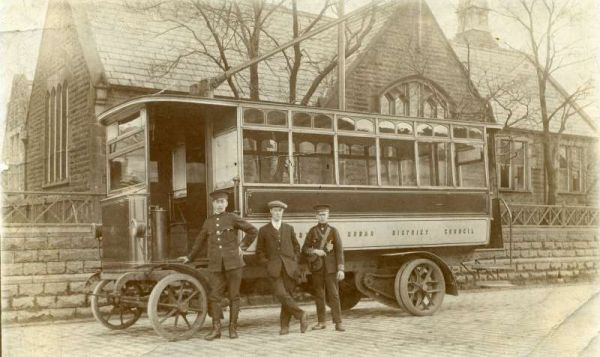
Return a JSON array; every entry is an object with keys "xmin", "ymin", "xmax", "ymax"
[
  {"xmin": 302, "ymin": 204, "xmax": 345, "ymax": 332},
  {"xmin": 255, "ymin": 200, "xmax": 308, "ymax": 335},
  {"xmin": 179, "ymin": 188, "xmax": 258, "ymax": 340}
]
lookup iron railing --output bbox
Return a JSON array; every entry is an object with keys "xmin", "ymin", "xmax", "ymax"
[
  {"xmin": 2, "ymin": 191, "xmax": 104, "ymax": 224},
  {"xmin": 500, "ymin": 203, "xmax": 599, "ymax": 227}
]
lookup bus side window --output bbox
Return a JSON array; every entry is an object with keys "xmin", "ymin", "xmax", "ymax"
[
  {"xmin": 243, "ymin": 130, "xmax": 289, "ymax": 184},
  {"xmin": 172, "ymin": 142, "xmax": 187, "ymax": 198}
]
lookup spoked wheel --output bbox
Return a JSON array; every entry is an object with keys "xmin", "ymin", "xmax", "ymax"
[
  {"xmin": 147, "ymin": 273, "xmax": 208, "ymax": 341},
  {"xmin": 91, "ymin": 279, "xmax": 143, "ymax": 330},
  {"xmin": 394, "ymin": 258, "xmax": 445, "ymax": 316}
]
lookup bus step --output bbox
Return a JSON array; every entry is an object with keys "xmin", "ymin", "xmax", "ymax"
[{"xmin": 476, "ymin": 280, "xmax": 516, "ymax": 288}]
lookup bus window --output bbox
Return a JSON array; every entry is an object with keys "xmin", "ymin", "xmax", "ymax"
[
  {"xmin": 338, "ymin": 136, "xmax": 377, "ymax": 186},
  {"xmin": 243, "ymin": 130, "xmax": 289, "ymax": 183},
  {"xmin": 109, "ymin": 148, "xmax": 146, "ymax": 190},
  {"xmin": 293, "ymin": 112, "xmax": 311, "ymax": 127},
  {"xmin": 454, "ymin": 143, "xmax": 485, "ymax": 187},
  {"xmin": 292, "ymin": 133, "xmax": 334, "ymax": 185},
  {"xmin": 378, "ymin": 120, "xmax": 395, "ymax": 134},
  {"xmin": 266, "ymin": 110, "xmax": 287, "ymax": 126},
  {"xmin": 380, "ymin": 139, "xmax": 416, "ymax": 186},
  {"xmin": 314, "ymin": 114, "xmax": 333, "ymax": 129},
  {"xmin": 418, "ymin": 142, "xmax": 451, "ymax": 186}
]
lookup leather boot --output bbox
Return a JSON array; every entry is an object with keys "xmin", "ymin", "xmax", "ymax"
[
  {"xmin": 205, "ymin": 320, "xmax": 221, "ymax": 341},
  {"xmin": 229, "ymin": 301, "xmax": 240, "ymax": 339},
  {"xmin": 312, "ymin": 322, "xmax": 326, "ymax": 330},
  {"xmin": 300, "ymin": 311, "xmax": 308, "ymax": 333},
  {"xmin": 280, "ymin": 310, "xmax": 291, "ymax": 335}
]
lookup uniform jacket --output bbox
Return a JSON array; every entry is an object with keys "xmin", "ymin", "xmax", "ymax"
[
  {"xmin": 255, "ymin": 222, "xmax": 300, "ymax": 279},
  {"xmin": 187, "ymin": 212, "xmax": 258, "ymax": 272},
  {"xmin": 301, "ymin": 224, "xmax": 344, "ymax": 273}
]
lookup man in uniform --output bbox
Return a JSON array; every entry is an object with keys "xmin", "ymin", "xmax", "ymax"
[
  {"xmin": 255, "ymin": 200, "xmax": 308, "ymax": 335},
  {"xmin": 302, "ymin": 204, "xmax": 345, "ymax": 332},
  {"xmin": 179, "ymin": 189, "xmax": 258, "ymax": 340}
]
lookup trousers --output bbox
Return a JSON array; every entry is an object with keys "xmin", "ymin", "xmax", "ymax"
[
  {"xmin": 311, "ymin": 269, "xmax": 342, "ymax": 323},
  {"xmin": 208, "ymin": 267, "xmax": 242, "ymax": 320},
  {"xmin": 270, "ymin": 269, "xmax": 304, "ymax": 326}
]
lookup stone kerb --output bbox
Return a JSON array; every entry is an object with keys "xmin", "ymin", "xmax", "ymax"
[{"xmin": 1, "ymin": 224, "xmax": 99, "ymax": 323}]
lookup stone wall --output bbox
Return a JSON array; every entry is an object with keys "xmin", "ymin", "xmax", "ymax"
[
  {"xmin": 1, "ymin": 225, "xmax": 100, "ymax": 322},
  {"xmin": 456, "ymin": 227, "xmax": 599, "ymax": 288},
  {"xmin": 1, "ymin": 224, "xmax": 598, "ymax": 323}
]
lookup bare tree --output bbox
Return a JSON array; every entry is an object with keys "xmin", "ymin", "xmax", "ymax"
[
  {"xmin": 129, "ymin": 0, "xmax": 375, "ymax": 104},
  {"xmin": 498, "ymin": 0, "xmax": 595, "ymax": 204}
]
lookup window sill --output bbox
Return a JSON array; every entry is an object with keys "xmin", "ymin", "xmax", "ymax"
[
  {"xmin": 499, "ymin": 189, "xmax": 532, "ymax": 193},
  {"xmin": 557, "ymin": 191, "xmax": 587, "ymax": 196},
  {"xmin": 42, "ymin": 179, "xmax": 70, "ymax": 189}
]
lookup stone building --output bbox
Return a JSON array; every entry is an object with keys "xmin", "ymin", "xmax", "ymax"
[
  {"xmin": 452, "ymin": 0, "xmax": 598, "ymax": 205},
  {"xmin": 2, "ymin": 74, "xmax": 32, "ymax": 192}
]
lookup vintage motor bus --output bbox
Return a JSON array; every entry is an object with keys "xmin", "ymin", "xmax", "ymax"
[{"xmin": 90, "ymin": 94, "xmax": 503, "ymax": 340}]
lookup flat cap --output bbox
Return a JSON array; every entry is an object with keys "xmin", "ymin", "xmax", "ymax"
[
  {"xmin": 313, "ymin": 204, "xmax": 331, "ymax": 212},
  {"xmin": 268, "ymin": 200, "xmax": 288, "ymax": 209},
  {"xmin": 209, "ymin": 189, "xmax": 229, "ymax": 200}
]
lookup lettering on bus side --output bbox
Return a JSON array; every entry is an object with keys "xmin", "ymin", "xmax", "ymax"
[
  {"xmin": 391, "ymin": 229, "xmax": 430, "ymax": 237},
  {"xmin": 444, "ymin": 228, "xmax": 475, "ymax": 235}
]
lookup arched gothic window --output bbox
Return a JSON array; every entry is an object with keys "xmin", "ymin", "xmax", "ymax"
[{"xmin": 379, "ymin": 79, "xmax": 449, "ymax": 119}]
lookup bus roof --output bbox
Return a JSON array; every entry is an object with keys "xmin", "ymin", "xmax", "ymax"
[{"xmin": 97, "ymin": 94, "xmax": 504, "ymax": 129}]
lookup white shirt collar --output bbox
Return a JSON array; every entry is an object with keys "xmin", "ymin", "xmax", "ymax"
[{"xmin": 271, "ymin": 220, "xmax": 282, "ymax": 230}]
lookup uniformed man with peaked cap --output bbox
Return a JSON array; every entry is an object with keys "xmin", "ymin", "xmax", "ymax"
[
  {"xmin": 180, "ymin": 188, "xmax": 258, "ymax": 340},
  {"xmin": 302, "ymin": 204, "xmax": 345, "ymax": 332},
  {"xmin": 256, "ymin": 200, "xmax": 308, "ymax": 335}
]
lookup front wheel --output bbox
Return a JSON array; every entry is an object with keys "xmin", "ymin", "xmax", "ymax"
[
  {"xmin": 147, "ymin": 273, "xmax": 208, "ymax": 341},
  {"xmin": 394, "ymin": 258, "xmax": 445, "ymax": 316},
  {"xmin": 90, "ymin": 279, "xmax": 142, "ymax": 330}
]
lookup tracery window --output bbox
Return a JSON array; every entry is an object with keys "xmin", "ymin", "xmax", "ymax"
[{"xmin": 379, "ymin": 79, "xmax": 449, "ymax": 119}]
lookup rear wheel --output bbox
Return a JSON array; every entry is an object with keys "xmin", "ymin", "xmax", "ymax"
[
  {"xmin": 394, "ymin": 258, "xmax": 445, "ymax": 316},
  {"xmin": 147, "ymin": 273, "xmax": 208, "ymax": 341},
  {"xmin": 91, "ymin": 279, "xmax": 142, "ymax": 330}
]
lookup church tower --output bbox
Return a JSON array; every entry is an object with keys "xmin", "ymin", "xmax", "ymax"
[{"xmin": 454, "ymin": 0, "xmax": 498, "ymax": 48}]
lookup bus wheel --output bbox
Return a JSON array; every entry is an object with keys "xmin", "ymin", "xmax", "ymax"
[
  {"xmin": 339, "ymin": 273, "xmax": 363, "ymax": 311},
  {"xmin": 91, "ymin": 279, "xmax": 142, "ymax": 330},
  {"xmin": 147, "ymin": 273, "xmax": 208, "ymax": 341},
  {"xmin": 394, "ymin": 258, "xmax": 445, "ymax": 316}
]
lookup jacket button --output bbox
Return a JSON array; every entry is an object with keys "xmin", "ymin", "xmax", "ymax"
[
  {"xmin": 216, "ymin": 224, "xmax": 220, "ymax": 227},
  {"xmin": 219, "ymin": 245, "xmax": 222, "ymax": 249}
]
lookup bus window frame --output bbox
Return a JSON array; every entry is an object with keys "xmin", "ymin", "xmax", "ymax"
[
  {"xmin": 106, "ymin": 109, "xmax": 149, "ymax": 195},
  {"xmin": 238, "ymin": 105, "xmax": 490, "ymax": 191}
]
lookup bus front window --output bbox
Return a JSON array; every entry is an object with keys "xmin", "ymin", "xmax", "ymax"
[
  {"xmin": 109, "ymin": 148, "xmax": 146, "ymax": 190},
  {"xmin": 107, "ymin": 113, "xmax": 146, "ymax": 192}
]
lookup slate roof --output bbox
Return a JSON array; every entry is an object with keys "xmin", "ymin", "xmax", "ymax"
[
  {"xmin": 452, "ymin": 39, "xmax": 597, "ymax": 137},
  {"xmin": 68, "ymin": 0, "xmax": 392, "ymax": 104}
]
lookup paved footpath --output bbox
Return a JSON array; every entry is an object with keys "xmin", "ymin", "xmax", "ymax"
[{"xmin": 3, "ymin": 282, "xmax": 599, "ymax": 357}]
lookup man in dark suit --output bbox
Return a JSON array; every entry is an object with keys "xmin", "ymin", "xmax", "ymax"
[
  {"xmin": 179, "ymin": 189, "xmax": 258, "ymax": 340},
  {"xmin": 302, "ymin": 204, "xmax": 345, "ymax": 332},
  {"xmin": 256, "ymin": 200, "xmax": 308, "ymax": 335}
]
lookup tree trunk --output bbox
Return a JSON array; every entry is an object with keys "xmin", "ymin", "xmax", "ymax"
[{"xmin": 543, "ymin": 135, "xmax": 558, "ymax": 205}]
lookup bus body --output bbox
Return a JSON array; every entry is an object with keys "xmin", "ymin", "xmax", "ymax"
[{"xmin": 91, "ymin": 95, "xmax": 503, "ymax": 339}]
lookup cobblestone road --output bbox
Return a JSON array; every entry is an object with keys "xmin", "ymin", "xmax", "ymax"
[{"xmin": 3, "ymin": 282, "xmax": 599, "ymax": 357}]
